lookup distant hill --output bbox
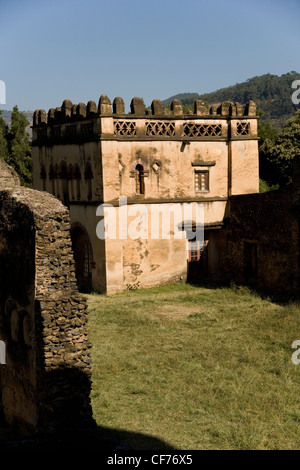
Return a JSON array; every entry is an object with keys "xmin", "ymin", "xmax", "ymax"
[{"xmin": 162, "ymin": 72, "xmax": 300, "ymax": 127}]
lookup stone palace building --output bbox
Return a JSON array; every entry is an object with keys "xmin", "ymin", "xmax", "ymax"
[{"xmin": 32, "ymin": 95, "xmax": 259, "ymax": 293}]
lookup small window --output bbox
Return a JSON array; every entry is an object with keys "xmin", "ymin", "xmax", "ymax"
[
  {"xmin": 195, "ymin": 170, "xmax": 209, "ymax": 192},
  {"xmin": 188, "ymin": 240, "xmax": 208, "ymax": 262},
  {"xmin": 189, "ymin": 240, "xmax": 201, "ymax": 262},
  {"xmin": 135, "ymin": 164, "xmax": 145, "ymax": 195}
]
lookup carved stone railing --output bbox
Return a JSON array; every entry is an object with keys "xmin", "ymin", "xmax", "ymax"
[{"xmin": 32, "ymin": 96, "xmax": 258, "ymax": 145}]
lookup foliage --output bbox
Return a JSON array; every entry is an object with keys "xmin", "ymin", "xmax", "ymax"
[
  {"xmin": 257, "ymin": 109, "xmax": 280, "ymax": 189},
  {"xmin": 259, "ymin": 109, "xmax": 300, "ymax": 187},
  {"xmin": 0, "ymin": 111, "xmax": 8, "ymax": 161},
  {"xmin": 163, "ymin": 72, "xmax": 300, "ymax": 127},
  {"xmin": 0, "ymin": 106, "xmax": 32, "ymax": 187},
  {"xmin": 259, "ymin": 178, "xmax": 279, "ymax": 193},
  {"xmin": 257, "ymin": 109, "xmax": 280, "ymax": 143}
]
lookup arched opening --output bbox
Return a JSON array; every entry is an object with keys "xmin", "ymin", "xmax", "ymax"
[
  {"xmin": 74, "ymin": 164, "xmax": 81, "ymax": 200},
  {"xmin": 55, "ymin": 163, "xmax": 60, "ymax": 197},
  {"xmin": 84, "ymin": 162, "xmax": 93, "ymax": 201},
  {"xmin": 59, "ymin": 161, "xmax": 69, "ymax": 207},
  {"xmin": 49, "ymin": 164, "xmax": 56, "ymax": 195},
  {"xmin": 40, "ymin": 164, "xmax": 46, "ymax": 191},
  {"xmin": 68, "ymin": 164, "xmax": 74, "ymax": 201},
  {"xmin": 71, "ymin": 224, "xmax": 93, "ymax": 293},
  {"xmin": 135, "ymin": 164, "xmax": 145, "ymax": 195}
]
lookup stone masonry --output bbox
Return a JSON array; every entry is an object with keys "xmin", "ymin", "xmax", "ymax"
[
  {"xmin": 219, "ymin": 155, "xmax": 300, "ymax": 296},
  {"xmin": 0, "ymin": 160, "xmax": 94, "ymax": 435},
  {"xmin": 0, "ymin": 159, "xmax": 20, "ymax": 188}
]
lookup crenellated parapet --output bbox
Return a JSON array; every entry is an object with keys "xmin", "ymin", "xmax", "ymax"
[{"xmin": 32, "ymin": 95, "xmax": 258, "ymax": 145}]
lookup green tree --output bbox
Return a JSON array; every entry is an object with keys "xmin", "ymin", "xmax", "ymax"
[
  {"xmin": 5, "ymin": 105, "xmax": 32, "ymax": 187},
  {"xmin": 257, "ymin": 109, "xmax": 279, "ymax": 145},
  {"xmin": 259, "ymin": 109, "xmax": 300, "ymax": 187},
  {"xmin": 0, "ymin": 110, "xmax": 8, "ymax": 161},
  {"xmin": 257, "ymin": 108, "xmax": 280, "ymax": 190},
  {"xmin": 163, "ymin": 71, "xmax": 300, "ymax": 127}
]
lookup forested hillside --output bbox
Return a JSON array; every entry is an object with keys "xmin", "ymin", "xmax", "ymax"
[{"xmin": 163, "ymin": 71, "xmax": 300, "ymax": 127}]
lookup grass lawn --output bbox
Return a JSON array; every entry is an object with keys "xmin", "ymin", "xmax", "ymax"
[{"xmin": 86, "ymin": 282, "xmax": 300, "ymax": 450}]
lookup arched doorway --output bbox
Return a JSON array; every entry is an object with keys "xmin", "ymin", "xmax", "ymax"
[{"xmin": 71, "ymin": 224, "xmax": 93, "ymax": 293}]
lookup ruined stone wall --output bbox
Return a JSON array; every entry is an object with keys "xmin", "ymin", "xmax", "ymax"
[
  {"xmin": 0, "ymin": 186, "xmax": 94, "ymax": 434},
  {"xmin": 220, "ymin": 158, "xmax": 300, "ymax": 296},
  {"xmin": 0, "ymin": 190, "xmax": 37, "ymax": 432},
  {"xmin": 0, "ymin": 159, "xmax": 20, "ymax": 188}
]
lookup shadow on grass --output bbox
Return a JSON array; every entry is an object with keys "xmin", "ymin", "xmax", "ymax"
[
  {"xmin": 187, "ymin": 278, "xmax": 299, "ymax": 306},
  {"xmin": 0, "ymin": 423, "xmax": 175, "ymax": 450},
  {"xmin": 0, "ymin": 364, "xmax": 175, "ymax": 450}
]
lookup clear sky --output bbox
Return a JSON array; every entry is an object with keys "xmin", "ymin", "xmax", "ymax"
[{"xmin": 0, "ymin": 0, "xmax": 300, "ymax": 112}]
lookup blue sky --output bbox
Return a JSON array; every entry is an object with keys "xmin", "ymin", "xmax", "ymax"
[{"xmin": 0, "ymin": 0, "xmax": 300, "ymax": 112}]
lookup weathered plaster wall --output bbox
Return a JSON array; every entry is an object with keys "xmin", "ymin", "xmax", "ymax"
[
  {"xmin": 101, "ymin": 135, "xmax": 230, "ymax": 202},
  {"xmin": 32, "ymin": 141, "xmax": 102, "ymax": 203},
  {"xmin": 31, "ymin": 96, "xmax": 259, "ymax": 293}
]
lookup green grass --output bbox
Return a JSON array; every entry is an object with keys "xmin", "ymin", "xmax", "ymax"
[{"xmin": 87, "ymin": 283, "xmax": 300, "ymax": 450}]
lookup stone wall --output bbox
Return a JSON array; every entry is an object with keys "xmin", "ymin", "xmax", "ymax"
[
  {"xmin": 0, "ymin": 182, "xmax": 94, "ymax": 434},
  {"xmin": 219, "ymin": 156, "xmax": 300, "ymax": 296}
]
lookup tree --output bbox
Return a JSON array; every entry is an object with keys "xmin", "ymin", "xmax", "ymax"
[
  {"xmin": 0, "ymin": 110, "xmax": 8, "ymax": 161},
  {"xmin": 257, "ymin": 109, "xmax": 279, "ymax": 145},
  {"xmin": 5, "ymin": 105, "xmax": 32, "ymax": 187},
  {"xmin": 163, "ymin": 71, "xmax": 300, "ymax": 127},
  {"xmin": 259, "ymin": 109, "xmax": 300, "ymax": 187}
]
